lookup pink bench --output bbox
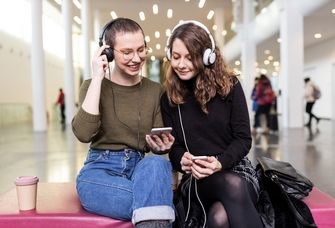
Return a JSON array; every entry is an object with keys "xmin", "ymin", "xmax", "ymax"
[
  {"xmin": 0, "ymin": 183, "xmax": 134, "ymax": 228},
  {"xmin": 1, "ymin": 183, "xmax": 334, "ymax": 228},
  {"xmin": 304, "ymin": 187, "xmax": 335, "ymax": 228}
]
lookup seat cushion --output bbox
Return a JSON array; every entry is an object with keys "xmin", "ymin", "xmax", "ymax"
[
  {"xmin": 0, "ymin": 183, "xmax": 134, "ymax": 228},
  {"xmin": 304, "ymin": 187, "xmax": 335, "ymax": 228}
]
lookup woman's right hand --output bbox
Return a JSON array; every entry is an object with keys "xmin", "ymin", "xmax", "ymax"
[
  {"xmin": 180, "ymin": 152, "xmax": 193, "ymax": 173},
  {"xmin": 91, "ymin": 45, "xmax": 110, "ymax": 81}
]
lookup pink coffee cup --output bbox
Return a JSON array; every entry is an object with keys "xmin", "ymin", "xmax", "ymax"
[{"xmin": 14, "ymin": 176, "xmax": 39, "ymax": 211}]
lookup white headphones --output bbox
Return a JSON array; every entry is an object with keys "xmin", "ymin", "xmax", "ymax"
[{"xmin": 166, "ymin": 20, "xmax": 216, "ymax": 66}]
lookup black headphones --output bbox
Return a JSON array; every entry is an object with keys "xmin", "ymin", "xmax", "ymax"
[
  {"xmin": 98, "ymin": 18, "xmax": 146, "ymax": 62},
  {"xmin": 99, "ymin": 19, "xmax": 118, "ymax": 62}
]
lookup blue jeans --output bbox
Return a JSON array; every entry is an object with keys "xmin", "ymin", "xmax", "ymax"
[{"xmin": 76, "ymin": 149, "xmax": 175, "ymax": 224}]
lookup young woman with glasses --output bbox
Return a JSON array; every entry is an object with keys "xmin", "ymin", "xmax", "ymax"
[{"xmin": 72, "ymin": 18, "xmax": 175, "ymax": 228}]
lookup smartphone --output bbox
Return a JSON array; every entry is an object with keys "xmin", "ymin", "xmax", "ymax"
[
  {"xmin": 191, "ymin": 156, "xmax": 208, "ymax": 160},
  {"xmin": 150, "ymin": 127, "xmax": 173, "ymax": 135}
]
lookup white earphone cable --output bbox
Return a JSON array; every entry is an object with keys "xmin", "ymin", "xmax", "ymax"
[{"xmin": 177, "ymin": 105, "xmax": 207, "ymax": 228}]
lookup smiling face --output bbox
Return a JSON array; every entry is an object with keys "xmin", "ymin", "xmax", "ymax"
[
  {"xmin": 113, "ymin": 31, "xmax": 147, "ymax": 78},
  {"xmin": 170, "ymin": 38, "xmax": 198, "ymax": 81}
]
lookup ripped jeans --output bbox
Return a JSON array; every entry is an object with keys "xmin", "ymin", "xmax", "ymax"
[{"xmin": 76, "ymin": 149, "xmax": 175, "ymax": 224}]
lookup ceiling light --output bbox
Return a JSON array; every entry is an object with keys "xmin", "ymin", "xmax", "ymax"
[
  {"xmin": 145, "ymin": 36, "xmax": 150, "ymax": 43},
  {"xmin": 148, "ymin": 48, "xmax": 153, "ymax": 53},
  {"xmin": 155, "ymin": 31, "xmax": 160, "ymax": 38},
  {"xmin": 110, "ymin": 11, "xmax": 118, "ymax": 19},
  {"xmin": 198, "ymin": 0, "xmax": 206, "ymax": 8},
  {"xmin": 167, "ymin": 9, "xmax": 173, "ymax": 18},
  {"xmin": 314, "ymin": 33, "xmax": 322, "ymax": 39},
  {"xmin": 185, "ymin": 0, "xmax": 190, "ymax": 2},
  {"xmin": 261, "ymin": 7, "xmax": 267, "ymax": 14},
  {"xmin": 179, "ymin": 20, "xmax": 184, "ymax": 24},
  {"xmin": 277, "ymin": 38, "xmax": 281, "ymax": 43},
  {"xmin": 331, "ymin": 9, "xmax": 335, "ymax": 14},
  {"xmin": 207, "ymin": 10, "xmax": 214, "ymax": 20},
  {"xmin": 222, "ymin": 30, "xmax": 227, "ymax": 36},
  {"xmin": 166, "ymin": 29, "xmax": 171, "ymax": 37},
  {"xmin": 156, "ymin": 44, "xmax": 161, "ymax": 50},
  {"xmin": 230, "ymin": 22, "xmax": 236, "ymax": 30},
  {"xmin": 273, "ymin": 61, "xmax": 280, "ymax": 67},
  {"xmin": 212, "ymin": 25, "xmax": 217, "ymax": 30},
  {"xmin": 73, "ymin": 16, "xmax": 81, "ymax": 25},
  {"xmin": 54, "ymin": 0, "xmax": 62, "ymax": 5},
  {"xmin": 235, "ymin": 60, "xmax": 240, "ymax": 66},
  {"xmin": 151, "ymin": 56, "xmax": 156, "ymax": 61},
  {"xmin": 153, "ymin": 4, "xmax": 158, "ymax": 14},
  {"xmin": 264, "ymin": 60, "xmax": 270, "ymax": 65},
  {"xmin": 139, "ymin": 11, "xmax": 145, "ymax": 21},
  {"xmin": 264, "ymin": 50, "xmax": 270, "ymax": 55},
  {"xmin": 73, "ymin": 0, "xmax": 81, "ymax": 9},
  {"xmin": 267, "ymin": 56, "xmax": 273, "ymax": 61},
  {"xmin": 260, "ymin": 69, "xmax": 268, "ymax": 74}
]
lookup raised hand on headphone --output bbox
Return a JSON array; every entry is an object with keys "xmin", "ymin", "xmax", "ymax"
[{"xmin": 92, "ymin": 45, "xmax": 110, "ymax": 81}]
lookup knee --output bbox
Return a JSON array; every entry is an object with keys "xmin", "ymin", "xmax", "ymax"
[{"xmin": 208, "ymin": 202, "xmax": 229, "ymax": 228}]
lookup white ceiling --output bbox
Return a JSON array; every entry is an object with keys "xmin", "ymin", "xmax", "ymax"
[
  {"xmin": 53, "ymin": 0, "xmax": 335, "ymax": 74},
  {"xmin": 90, "ymin": 0, "xmax": 233, "ymax": 58}
]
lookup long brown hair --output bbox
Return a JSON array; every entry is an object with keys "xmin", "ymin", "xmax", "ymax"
[{"xmin": 164, "ymin": 22, "xmax": 237, "ymax": 113}]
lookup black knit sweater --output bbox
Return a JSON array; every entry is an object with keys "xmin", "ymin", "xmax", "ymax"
[{"xmin": 161, "ymin": 80, "xmax": 252, "ymax": 172}]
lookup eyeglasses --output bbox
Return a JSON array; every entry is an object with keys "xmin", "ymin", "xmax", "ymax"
[{"xmin": 113, "ymin": 47, "xmax": 148, "ymax": 61}]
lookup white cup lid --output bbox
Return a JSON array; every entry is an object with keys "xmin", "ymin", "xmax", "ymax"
[{"xmin": 15, "ymin": 176, "xmax": 39, "ymax": 186}]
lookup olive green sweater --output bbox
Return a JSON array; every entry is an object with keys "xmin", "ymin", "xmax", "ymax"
[{"xmin": 72, "ymin": 77, "xmax": 164, "ymax": 151}]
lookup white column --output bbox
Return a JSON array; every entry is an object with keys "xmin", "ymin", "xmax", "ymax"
[
  {"xmin": 81, "ymin": 0, "xmax": 91, "ymax": 80},
  {"xmin": 279, "ymin": 0, "xmax": 304, "ymax": 128},
  {"xmin": 62, "ymin": 0, "xmax": 76, "ymax": 125},
  {"xmin": 31, "ymin": 0, "xmax": 47, "ymax": 132},
  {"xmin": 213, "ymin": 8, "xmax": 225, "ymax": 51},
  {"xmin": 93, "ymin": 10, "xmax": 102, "ymax": 45},
  {"xmin": 240, "ymin": 0, "xmax": 256, "ymax": 116}
]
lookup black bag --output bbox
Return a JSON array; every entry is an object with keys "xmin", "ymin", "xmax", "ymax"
[
  {"xmin": 257, "ymin": 156, "xmax": 313, "ymax": 199},
  {"xmin": 173, "ymin": 174, "xmax": 206, "ymax": 228},
  {"xmin": 256, "ymin": 156, "xmax": 317, "ymax": 228}
]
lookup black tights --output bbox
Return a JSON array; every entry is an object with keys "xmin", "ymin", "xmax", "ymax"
[{"xmin": 196, "ymin": 171, "xmax": 262, "ymax": 228}]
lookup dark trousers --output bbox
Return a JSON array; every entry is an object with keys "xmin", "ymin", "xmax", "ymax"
[
  {"xmin": 60, "ymin": 105, "xmax": 65, "ymax": 123},
  {"xmin": 305, "ymin": 102, "xmax": 318, "ymax": 126},
  {"xmin": 254, "ymin": 104, "xmax": 271, "ymax": 128}
]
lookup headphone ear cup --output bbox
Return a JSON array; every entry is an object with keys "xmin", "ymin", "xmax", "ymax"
[
  {"xmin": 208, "ymin": 52, "xmax": 216, "ymax": 65},
  {"xmin": 102, "ymin": 48, "xmax": 114, "ymax": 62},
  {"xmin": 166, "ymin": 48, "xmax": 171, "ymax": 61},
  {"xmin": 203, "ymin": 48, "xmax": 212, "ymax": 66},
  {"xmin": 203, "ymin": 48, "xmax": 216, "ymax": 66}
]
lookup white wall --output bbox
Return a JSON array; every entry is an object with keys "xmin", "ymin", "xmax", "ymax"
[
  {"xmin": 304, "ymin": 37, "xmax": 335, "ymax": 119},
  {"xmin": 0, "ymin": 31, "xmax": 82, "ymax": 123}
]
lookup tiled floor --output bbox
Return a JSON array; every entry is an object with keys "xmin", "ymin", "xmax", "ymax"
[{"xmin": 0, "ymin": 119, "xmax": 334, "ymax": 197}]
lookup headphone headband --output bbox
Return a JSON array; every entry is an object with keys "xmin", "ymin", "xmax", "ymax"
[
  {"xmin": 166, "ymin": 20, "xmax": 215, "ymax": 52},
  {"xmin": 166, "ymin": 20, "xmax": 216, "ymax": 66},
  {"xmin": 98, "ymin": 18, "xmax": 145, "ymax": 62}
]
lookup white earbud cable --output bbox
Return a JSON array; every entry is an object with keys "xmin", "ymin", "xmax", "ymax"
[{"xmin": 177, "ymin": 105, "xmax": 207, "ymax": 228}]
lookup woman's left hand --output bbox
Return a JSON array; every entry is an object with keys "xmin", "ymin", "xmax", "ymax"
[
  {"xmin": 191, "ymin": 156, "xmax": 222, "ymax": 180},
  {"xmin": 145, "ymin": 133, "xmax": 175, "ymax": 154}
]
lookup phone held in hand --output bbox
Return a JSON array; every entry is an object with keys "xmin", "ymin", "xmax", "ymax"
[
  {"xmin": 191, "ymin": 156, "xmax": 208, "ymax": 160},
  {"xmin": 150, "ymin": 127, "xmax": 173, "ymax": 135}
]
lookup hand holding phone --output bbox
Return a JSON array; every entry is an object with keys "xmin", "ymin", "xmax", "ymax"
[{"xmin": 150, "ymin": 127, "xmax": 172, "ymax": 135}]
